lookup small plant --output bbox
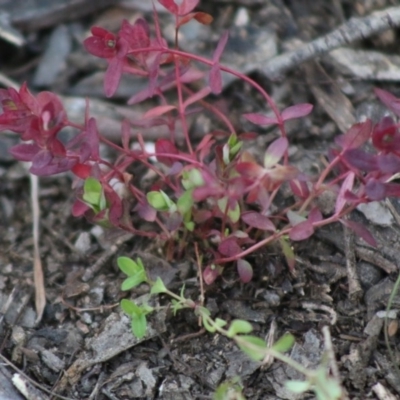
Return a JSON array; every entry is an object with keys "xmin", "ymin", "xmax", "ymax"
[
  {"xmin": 118, "ymin": 255, "xmax": 343, "ymax": 400},
  {"xmin": 3, "ymin": 0, "xmax": 400, "ymax": 283}
]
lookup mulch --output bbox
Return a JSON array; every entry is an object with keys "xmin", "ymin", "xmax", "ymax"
[{"xmin": 1, "ymin": 0, "xmax": 400, "ymax": 399}]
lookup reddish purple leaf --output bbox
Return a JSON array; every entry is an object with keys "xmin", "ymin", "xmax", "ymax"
[
  {"xmin": 308, "ymin": 207, "xmax": 322, "ymax": 224},
  {"xmin": 104, "ymin": 57, "xmax": 124, "ymax": 97},
  {"xmin": 385, "ymin": 182, "xmax": 400, "ymax": 198},
  {"xmin": 213, "ymin": 31, "xmax": 229, "ymax": 62},
  {"xmin": 340, "ymin": 219, "xmax": 377, "ymax": 247},
  {"xmin": 289, "ymin": 179, "xmax": 310, "ymax": 199},
  {"xmin": 281, "ymin": 103, "xmax": 313, "ymax": 121},
  {"xmin": 72, "ymin": 199, "xmax": 90, "ymax": 217},
  {"xmin": 365, "ymin": 179, "xmax": 387, "ymax": 201},
  {"xmin": 335, "ymin": 120, "xmax": 372, "ymax": 149},
  {"xmin": 377, "ymin": 153, "xmax": 400, "ymax": 174},
  {"xmin": 218, "ymin": 237, "xmax": 242, "ymax": 257},
  {"xmin": 342, "ymin": 148, "xmax": 377, "ymax": 172},
  {"xmin": 155, "ymin": 138, "xmax": 179, "ymax": 167},
  {"xmin": 236, "ymin": 161, "xmax": 265, "ymax": 178},
  {"xmin": 335, "ymin": 172, "xmax": 355, "ymax": 215},
  {"xmin": 372, "ymin": 116, "xmax": 400, "ymax": 152},
  {"xmin": 243, "ymin": 113, "xmax": 278, "ymax": 126},
  {"xmin": 144, "ymin": 105, "xmax": 176, "ymax": 119},
  {"xmin": 289, "ymin": 220, "xmax": 314, "ymax": 241},
  {"xmin": 134, "ymin": 201, "xmax": 157, "ymax": 222},
  {"xmin": 264, "ymin": 137, "xmax": 288, "ymax": 168},
  {"xmin": 241, "ymin": 211, "xmax": 275, "ymax": 231},
  {"xmin": 9, "ymin": 143, "xmax": 40, "ymax": 161},
  {"xmin": 203, "ymin": 265, "xmax": 221, "ymax": 285},
  {"xmin": 120, "ymin": 18, "xmax": 150, "ymax": 50},
  {"xmin": 374, "ymin": 87, "xmax": 400, "ymax": 117},
  {"xmin": 183, "ymin": 87, "xmax": 211, "ymax": 110},
  {"xmin": 237, "ymin": 259, "xmax": 253, "ymax": 283},
  {"xmin": 158, "ymin": 0, "xmax": 199, "ymax": 16}
]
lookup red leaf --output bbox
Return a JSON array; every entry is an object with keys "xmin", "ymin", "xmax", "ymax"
[
  {"xmin": 365, "ymin": 179, "xmax": 387, "ymax": 201},
  {"xmin": 241, "ymin": 211, "xmax": 275, "ymax": 231},
  {"xmin": 335, "ymin": 172, "xmax": 354, "ymax": 215},
  {"xmin": 177, "ymin": 12, "xmax": 213, "ymax": 28},
  {"xmin": 243, "ymin": 113, "xmax": 278, "ymax": 126},
  {"xmin": 289, "ymin": 179, "xmax": 310, "ymax": 199},
  {"xmin": 281, "ymin": 103, "xmax": 313, "ymax": 121},
  {"xmin": 264, "ymin": 137, "xmax": 288, "ymax": 168},
  {"xmin": 183, "ymin": 87, "xmax": 211, "ymax": 110},
  {"xmin": 104, "ymin": 58, "xmax": 124, "ymax": 97},
  {"xmin": 155, "ymin": 138, "xmax": 179, "ymax": 166},
  {"xmin": 236, "ymin": 161, "xmax": 265, "ymax": 178},
  {"xmin": 237, "ymin": 259, "xmax": 253, "ymax": 283},
  {"xmin": 218, "ymin": 238, "xmax": 242, "ymax": 257},
  {"xmin": 335, "ymin": 120, "xmax": 372, "ymax": 150},
  {"xmin": 342, "ymin": 148, "xmax": 377, "ymax": 172},
  {"xmin": 193, "ymin": 11, "xmax": 213, "ymax": 25},
  {"xmin": 120, "ymin": 18, "xmax": 150, "ymax": 50},
  {"xmin": 72, "ymin": 199, "xmax": 90, "ymax": 217},
  {"xmin": 203, "ymin": 265, "xmax": 221, "ymax": 285},
  {"xmin": 289, "ymin": 220, "xmax": 314, "ymax": 241},
  {"xmin": 308, "ymin": 207, "xmax": 322, "ymax": 224},
  {"xmin": 9, "ymin": 143, "xmax": 40, "ymax": 161},
  {"xmin": 340, "ymin": 219, "xmax": 377, "ymax": 247},
  {"xmin": 158, "ymin": 0, "xmax": 199, "ymax": 16},
  {"xmin": 213, "ymin": 31, "xmax": 229, "ymax": 62},
  {"xmin": 72, "ymin": 163, "xmax": 91, "ymax": 179},
  {"xmin": 143, "ymin": 105, "xmax": 176, "ymax": 119},
  {"xmin": 374, "ymin": 87, "xmax": 400, "ymax": 117}
]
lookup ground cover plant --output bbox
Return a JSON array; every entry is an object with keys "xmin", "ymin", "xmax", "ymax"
[{"xmin": 2, "ymin": 0, "xmax": 400, "ymax": 398}]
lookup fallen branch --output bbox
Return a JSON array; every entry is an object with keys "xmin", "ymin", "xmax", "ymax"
[{"xmin": 262, "ymin": 6, "xmax": 400, "ymax": 80}]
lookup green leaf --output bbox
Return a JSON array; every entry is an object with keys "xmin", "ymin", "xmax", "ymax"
[
  {"xmin": 222, "ymin": 142, "xmax": 230, "ymax": 165},
  {"xmin": 177, "ymin": 189, "xmax": 194, "ymax": 214},
  {"xmin": 83, "ymin": 177, "xmax": 105, "ymax": 210},
  {"xmin": 184, "ymin": 220, "xmax": 195, "ymax": 231},
  {"xmin": 217, "ymin": 197, "xmax": 228, "ymax": 214},
  {"xmin": 279, "ymin": 236, "xmax": 295, "ymax": 271},
  {"xmin": 120, "ymin": 299, "xmax": 142, "ymax": 316},
  {"xmin": 131, "ymin": 313, "xmax": 147, "ymax": 338},
  {"xmin": 171, "ymin": 299, "xmax": 185, "ymax": 315},
  {"xmin": 182, "ymin": 168, "xmax": 204, "ymax": 190},
  {"xmin": 236, "ymin": 335, "xmax": 267, "ymax": 361},
  {"xmin": 121, "ymin": 271, "xmax": 147, "ymax": 290},
  {"xmin": 227, "ymin": 200, "xmax": 240, "ymax": 223},
  {"xmin": 314, "ymin": 368, "xmax": 342, "ymax": 400},
  {"xmin": 147, "ymin": 191, "xmax": 170, "ymax": 211},
  {"xmin": 202, "ymin": 316, "xmax": 216, "ymax": 333},
  {"xmin": 272, "ymin": 333, "xmax": 295, "ymax": 353},
  {"xmin": 227, "ymin": 320, "xmax": 253, "ymax": 338},
  {"xmin": 230, "ymin": 141, "xmax": 242, "ymax": 157},
  {"xmin": 214, "ymin": 318, "xmax": 227, "ymax": 329},
  {"xmin": 150, "ymin": 277, "xmax": 167, "ymax": 294},
  {"xmin": 285, "ymin": 380, "xmax": 311, "ymax": 394},
  {"xmin": 117, "ymin": 256, "xmax": 143, "ymax": 276},
  {"xmin": 214, "ymin": 378, "xmax": 245, "ymax": 400}
]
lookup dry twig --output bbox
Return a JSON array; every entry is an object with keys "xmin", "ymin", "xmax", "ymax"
[{"xmin": 262, "ymin": 6, "xmax": 400, "ymax": 80}]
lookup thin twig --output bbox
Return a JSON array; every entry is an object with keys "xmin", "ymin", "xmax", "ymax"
[
  {"xmin": 343, "ymin": 218, "xmax": 363, "ymax": 302},
  {"xmin": 0, "ymin": 353, "xmax": 74, "ymax": 400},
  {"xmin": 31, "ymin": 173, "xmax": 46, "ymax": 324},
  {"xmin": 262, "ymin": 6, "xmax": 400, "ymax": 80}
]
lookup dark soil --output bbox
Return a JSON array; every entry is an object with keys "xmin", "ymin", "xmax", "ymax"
[{"xmin": 1, "ymin": 0, "xmax": 400, "ymax": 399}]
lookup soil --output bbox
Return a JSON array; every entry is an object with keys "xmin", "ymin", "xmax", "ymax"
[{"xmin": 1, "ymin": 0, "xmax": 400, "ymax": 399}]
